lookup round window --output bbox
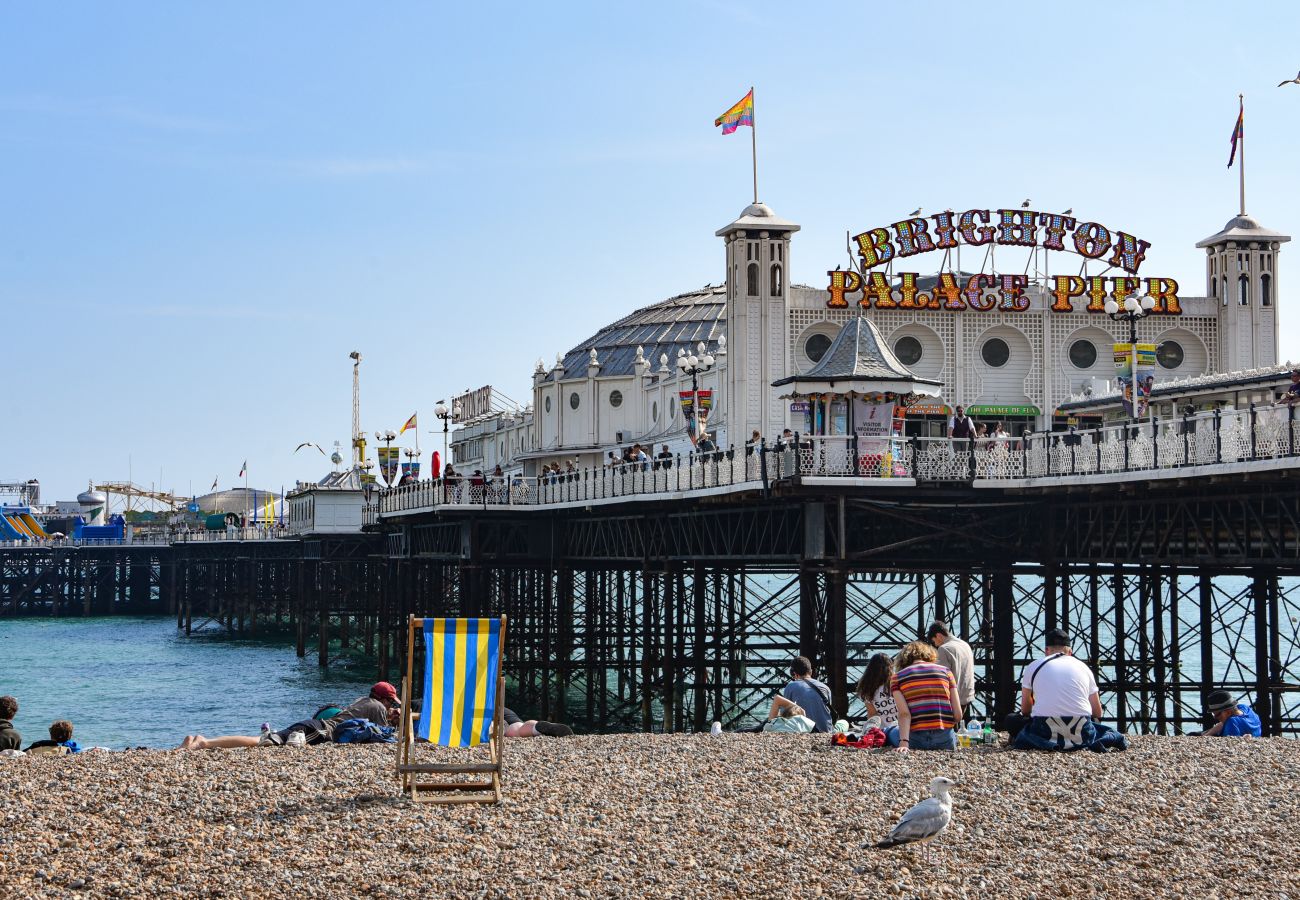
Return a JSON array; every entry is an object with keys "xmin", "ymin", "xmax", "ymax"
[
  {"xmin": 1068, "ymin": 339, "xmax": 1097, "ymax": 369},
  {"xmin": 609, "ymin": 390, "xmax": 623, "ymax": 408},
  {"xmin": 544, "ymin": 396, "xmax": 552, "ymax": 413},
  {"xmin": 1157, "ymin": 340, "xmax": 1184, "ymax": 370},
  {"xmin": 805, "ymin": 333, "xmax": 833, "ymax": 363},
  {"xmin": 894, "ymin": 335, "xmax": 923, "ymax": 366},
  {"xmin": 569, "ymin": 392, "xmax": 580, "ymax": 410},
  {"xmin": 981, "ymin": 338, "xmax": 1010, "ymax": 368}
]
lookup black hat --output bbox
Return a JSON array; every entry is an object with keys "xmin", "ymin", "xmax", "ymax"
[
  {"xmin": 1044, "ymin": 627, "xmax": 1071, "ymax": 647},
  {"xmin": 1206, "ymin": 690, "xmax": 1238, "ymax": 713}
]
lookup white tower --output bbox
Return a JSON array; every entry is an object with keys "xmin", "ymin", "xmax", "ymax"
[
  {"xmin": 717, "ymin": 203, "xmax": 799, "ymax": 441},
  {"xmin": 1197, "ymin": 215, "xmax": 1290, "ymax": 372}
]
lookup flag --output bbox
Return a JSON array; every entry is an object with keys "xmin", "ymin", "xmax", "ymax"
[
  {"xmin": 210, "ymin": 476, "xmax": 218, "ymax": 491},
  {"xmin": 714, "ymin": 89, "xmax": 754, "ymax": 135},
  {"xmin": 399, "ymin": 412, "xmax": 418, "ymax": 435},
  {"xmin": 238, "ymin": 460, "xmax": 247, "ymax": 478},
  {"xmin": 1228, "ymin": 98, "xmax": 1243, "ymax": 167}
]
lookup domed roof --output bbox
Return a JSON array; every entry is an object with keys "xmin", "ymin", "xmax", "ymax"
[
  {"xmin": 544, "ymin": 286, "xmax": 726, "ymax": 382},
  {"xmin": 715, "ymin": 202, "xmax": 801, "ymax": 236},
  {"xmin": 741, "ymin": 202, "xmax": 776, "ymax": 218},
  {"xmin": 1196, "ymin": 212, "xmax": 1291, "ymax": 247}
]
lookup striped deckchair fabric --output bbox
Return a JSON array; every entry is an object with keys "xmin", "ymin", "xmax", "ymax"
[
  {"xmin": 417, "ymin": 617, "xmax": 501, "ymax": 747},
  {"xmin": 396, "ymin": 614, "xmax": 508, "ymax": 804}
]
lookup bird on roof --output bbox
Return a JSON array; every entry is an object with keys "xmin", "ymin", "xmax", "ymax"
[
  {"xmin": 909, "ymin": 207, "xmax": 922, "ymax": 217},
  {"xmin": 294, "ymin": 442, "xmax": 326, "ymax": 456},
  {"xmin": 1064, "ymin": 207, "xmax": 1073, "ymax": 215},
  {"xmin": 875, "ymin": 776, "xmax": 957, "ymax": 863},
  {"xmin": 1021, "ymin": 199, "xmax": 1031, "ymax": 208},
  {"xmin": 1278, "ymin": 70, "xmax": 1300, "ymax": 86}
]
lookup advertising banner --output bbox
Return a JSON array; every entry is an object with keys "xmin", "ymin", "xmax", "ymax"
[
  {"xmin": 853, "ymin": 399, "xmax": 896, "ymax": 455},
  {"xmin": 1113, "ymin": 343, "xmax": 1156, "ymax": 417},
  {"xmin": 378, "ymin": 446, "xmax": 400, "ymax": 485},
  {"xmin": 679, "ymin": 390, "xmax": 713, "ymax": 446},
  {"xmin": 400, "ymin": 462, "xmax": 420, "ymax": 481}
]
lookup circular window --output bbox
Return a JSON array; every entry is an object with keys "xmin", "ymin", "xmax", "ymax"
[
  {"xmin": 1068, "ymin": 339, "xmax": 1097, "ymax": 369},
  {"xmin": 1157, "ymin": 341, "xmax": 1184, "ymax": 370},
  {"xmin": 609, "ymin": 390, "xmax": 623, "ymax": 408},
  {"xmin": 544, "ymin": 396, "xmax": 552, "ymax": 413},
  {"xmin": 652, "ymin": 401, "xmax": 659, "ymax": 420},
  {"xmin": 980, "ymin": 338, "xmax": 1010, "ymax": 368},
  {"xmin": 894, "ymin": 335, "xmax": 923, "ymax": 366},
  {"xmin": 569, "ymin": 392, "xmax": 580, "ymax": 410},
  {"xmin": 805, "ymin": 333, "xmax": 833, "ymax": 363}
]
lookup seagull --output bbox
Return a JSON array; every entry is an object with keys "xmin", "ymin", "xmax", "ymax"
[
  {"xmin": 294, "ymin": 442, "xmax": 326, "ymax": 456},
  {"xmin": 1278, "ymin": 70, "xmax": 1300, "ymax": 87},
  {"xmin": 1064, "ymin": 207, "xmax": 1073, "ymax": 215},
  {"xmin": 909, "ymin": 207, "xmax": 922, "ymax": 217},
  {"xmin": 1021, "ymin": 199, "xmax": 1031, "ymax": 209},
  {"xmin": 875, "ymin": 776, "xmax": 957, "ymax": 864}
]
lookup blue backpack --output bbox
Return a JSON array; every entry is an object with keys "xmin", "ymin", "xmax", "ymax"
[{"xmin": 331, "ymin": 718, "xmax": 397, "ymax": 744}]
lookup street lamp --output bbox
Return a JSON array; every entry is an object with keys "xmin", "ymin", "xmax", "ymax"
[
  {"xmin": 1104, "ymin": 292, "xmax": 1156, "ymax": 419},
  {"xmin": 434, "ymin": 399, "xmax": 462, "ymax": 468},
  {"xmin": 375, "ymin": 429, "xmax": 397, "ymax": 486},
  {"xmin": 677, "ymin": 341, "xmax": 717, "ymax": 444}
]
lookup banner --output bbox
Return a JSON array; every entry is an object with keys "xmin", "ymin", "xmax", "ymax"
[
  {"xmin": 378, "ymin": 446, "xmax": 400, "ymax": 485},
  {"xmin": 400, "ymin": 462, "xmax": 420, "ymax": 481},
  {"xmin": 679, "ymin": 390, "xmax": 713, "ymax": 446},
  {"xmin": 1114, "ymin": 343, "xmax": 1156, "ymax": 417},
  {"xmin": 853, "ymin": 399, "xmax": 896, "ymax": 454}
]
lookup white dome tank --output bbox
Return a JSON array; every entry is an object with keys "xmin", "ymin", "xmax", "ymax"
[{"xmin": 77, "ymin": 489, "xmax": 108, "ymax": 526}]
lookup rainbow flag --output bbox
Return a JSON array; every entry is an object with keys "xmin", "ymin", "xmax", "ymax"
[
  {"xmin": 1228, "ymin": 98, "xmax": 1243, "ymax": 167},
  {"xmin": 714, "ymin": 89, "xmax": 754, "ymax": 135},
  {"xmin": 399, "ymin": 412, "xmax": 418, "ymax": 435}
]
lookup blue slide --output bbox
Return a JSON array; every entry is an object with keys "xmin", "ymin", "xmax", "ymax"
[{"xmin": 0, "ymin": 514, "xmax": 27, "ymax": 541}]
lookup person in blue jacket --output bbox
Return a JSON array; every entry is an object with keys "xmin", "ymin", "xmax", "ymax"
[
  {"xmin": 26, "ymin": 719, "xmax": 81, "ymax": 753},
  {"xmin": 1201, "ymin": 690, "xmax": 1261, "ymax": 737}
]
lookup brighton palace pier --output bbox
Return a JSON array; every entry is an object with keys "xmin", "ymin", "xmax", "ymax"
[{"xmin": 9, "ymin": 199, "xmax": 1300, "ymax": 737}]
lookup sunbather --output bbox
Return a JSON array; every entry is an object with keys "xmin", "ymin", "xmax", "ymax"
[
  {"xmin": 502, "ymin": 708, "xmax": 573, "ymax": 737},
  {"xmin": 179, "ymin": 683, "xmax": 401, "ymax": 750}
]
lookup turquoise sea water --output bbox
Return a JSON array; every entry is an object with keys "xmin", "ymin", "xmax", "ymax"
[{"xmin": 0, "ymin": 617, "xmax": 379, "ymax": 749}]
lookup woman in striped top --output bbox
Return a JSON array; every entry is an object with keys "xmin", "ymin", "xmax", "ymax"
[{"xmin": 889, "ymin": 641, "xmax": 962, "ymax": 752}]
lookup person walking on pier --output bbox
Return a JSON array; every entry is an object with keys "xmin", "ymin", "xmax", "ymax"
[
  {"xmin": 0, "ymin": 696, "xmax": 20, "ymax": 751},
  {"xmin": 926, "ymin": 621, "xmax": 975, "ymax": 711},
  {"xmin": 1199, "ymin": 690, "xmax": 1261, "ymax": 737},
  {"xmin": 947, "ymin": 405, "xmax": 974, "ymax": 440},
  {"xmin": 769, "ymin": 656, "xmax": 833, "ymax": 733}
]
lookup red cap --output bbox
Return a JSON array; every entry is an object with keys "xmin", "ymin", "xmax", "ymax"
[{"xmin": 371, "ymin": 681, "xmax": 398, "ymax": 702}]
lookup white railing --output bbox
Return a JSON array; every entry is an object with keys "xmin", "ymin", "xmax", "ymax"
[{"xmin": 373, "ymin": 405, "xmax": 1300, "ymax": 516}]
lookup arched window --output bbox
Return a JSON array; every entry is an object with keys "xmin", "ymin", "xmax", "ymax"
[
  {"xmin": 1222, "ymin": 277, "xmax": 1229, "ymax": 307},
  {"xmin": 770, "ymin": 264, "xmax": 783, "ymax": 296},
  {"xmin": 746, "ymin": 263, "xmax": 759, "ymax": 297},
  {"xmin": 1261, "ymin": 273, "xmax": 1272, "ymax": 307},
  {"xmin": 1239, "ymin": 274, "xmax": 1249, "ymax": 306}
]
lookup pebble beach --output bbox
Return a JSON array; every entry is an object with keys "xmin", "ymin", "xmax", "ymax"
[{"xmin": 2, "ymin": 734, "xmax": 1295, "ymax": 898}]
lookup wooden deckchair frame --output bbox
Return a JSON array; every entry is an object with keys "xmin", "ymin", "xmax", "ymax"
[{"xmin": 396, "ymin": 614, "xmax": 507, "ymax": 804}]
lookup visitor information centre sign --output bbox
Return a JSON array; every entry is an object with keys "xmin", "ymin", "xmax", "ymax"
[{"xmin": 826, "ymin": 206, "xmax": 1181, "ymax": 316}]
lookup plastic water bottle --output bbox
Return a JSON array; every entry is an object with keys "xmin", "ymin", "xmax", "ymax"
[
  {"xmin": 287, "ymin": 731, "xmax": 306, "ymax": 749},
  {"xmin": 982, "ymin": 723, "xmax": 995, "ymax": 745},
  {"xmin": 710, "ymin": 721, "xmax": 722, "ymax": 737}
]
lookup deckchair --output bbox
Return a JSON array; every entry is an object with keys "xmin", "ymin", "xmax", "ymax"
[{"xmin": 396, "ymin": 615, "xmax": 507, "ymax": 804}]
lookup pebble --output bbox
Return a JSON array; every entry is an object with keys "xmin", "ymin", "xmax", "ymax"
[{"xmin": 1, "ymin": 735, "xmax": 1297, "ymax": 897}]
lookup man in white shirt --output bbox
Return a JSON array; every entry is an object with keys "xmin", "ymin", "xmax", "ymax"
[
  {"xmin": 926, "ymin": 621, "xmax": 975, "ymax": 709},
  {"xmin": 1020, "ymin": 628, "xmax": 1102, "ymax": 720}
]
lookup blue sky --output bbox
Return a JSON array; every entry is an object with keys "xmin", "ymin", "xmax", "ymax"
[{"xmin": 4, "ymin": 2, "xmax": 1300, "ymax": 503}]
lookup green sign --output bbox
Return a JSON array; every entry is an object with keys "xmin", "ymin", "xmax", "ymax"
[{"xmin": 966, "ymin": 405, "xmax": 1040, "ymax": 416}]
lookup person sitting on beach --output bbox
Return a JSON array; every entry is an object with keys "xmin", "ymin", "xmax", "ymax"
[
  {"xmin": 1012, "ymin": 628, "xmax": 1125, "ymax": 752},
  {"xmin": 1199, "ymin": 690, "xmax": 1261, "ymax": 737},
  {"xmin": 854, "ymin": 652, "xmax": 898, "ymax": 730},
  {"xmin": 0, "ymin": 696, "xmax": 20, "ymax": 751},
  {"xmin": 769, "ymin": 656, "xmax": 833, "ymax": 733},
  {"xmin": 26, "ymin": 719, "xmax": 80, "ymax": 754},
  {"xmin": 890, "ymin": 641, "xmax": 962, "ymax": 752},
  {"xmin": 179, "ymin": 682, "xmax": 402, "ymax": 750},
  {"xmin": 927, "ymin": 621, "xmax": 975, "ymax": 711},
  {"xmin": 763, "ymin": 702, "xmax": 815, "ymax": 733}
]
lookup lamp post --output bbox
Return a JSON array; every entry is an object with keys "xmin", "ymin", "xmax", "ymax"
[
  {"xmin": 374, "ymin": 429, "xmax": 397, "ymax": 486},
  {"xmin": 1104, "ymin": 292, "xmax": 1156, "ymax": 419},
  {"xmin": 676, "ymin": 341, "xmax": 716, "ymax": 444}
]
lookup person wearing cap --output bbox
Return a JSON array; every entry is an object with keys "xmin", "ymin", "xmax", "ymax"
[
  {"xmin": 1200, "ymin": 690, "xmax": 1261, "ymax": 737},
  {"xmin": 1012, "ymin": 628, "xmax": 1126, "ymax": 752}
]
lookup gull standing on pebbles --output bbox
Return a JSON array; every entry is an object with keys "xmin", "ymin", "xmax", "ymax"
[{"xmin": 874, "ymin": 776, "xmax": 957, "ymax": 864}]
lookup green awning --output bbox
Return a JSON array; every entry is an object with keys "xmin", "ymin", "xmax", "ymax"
[{"xmin": 966, "ymin": 404, "xmax": 1040, "ymax": 416}]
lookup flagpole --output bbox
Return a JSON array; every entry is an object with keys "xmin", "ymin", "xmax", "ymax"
[
  {"xmin": 750, "ymin": 86, "xmax": 758, "ymax": 203},
  {"xmin": 1238, "ymin": 93, "xmax": 1246, "ymax": 215}
]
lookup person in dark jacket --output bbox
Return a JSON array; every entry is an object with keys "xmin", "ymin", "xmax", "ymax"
[
  {"xmin": 0, "ymin": 695, "xmax": 21, "ymax": 751},
  {"xmin": 26, "ymin": 719, "xmax": 81, "ymax": 754}
]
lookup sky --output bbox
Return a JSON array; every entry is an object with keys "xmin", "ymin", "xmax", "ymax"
[{"xmin": 4, "ymin": 1, "xmax": 1300, "ymax": 504}]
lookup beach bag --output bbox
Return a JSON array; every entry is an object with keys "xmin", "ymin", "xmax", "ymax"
[{"xmin": 331, "ymin": 718, "xmax": 397, "ymax": 744}]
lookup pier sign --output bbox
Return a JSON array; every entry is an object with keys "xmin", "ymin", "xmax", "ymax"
[{"xmin": 827, "ymin": 206, "xmax": 1181, "ymax": 315}]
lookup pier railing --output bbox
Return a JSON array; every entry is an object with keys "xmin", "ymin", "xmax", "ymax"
[{"xmin": 372, "ymin": 404, "xmax": 1300, "ymax": 517}]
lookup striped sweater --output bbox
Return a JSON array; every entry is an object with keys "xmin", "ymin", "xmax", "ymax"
[{"xmin": 891, "ymin": 662, "xmax": 958, "ymax": 731}]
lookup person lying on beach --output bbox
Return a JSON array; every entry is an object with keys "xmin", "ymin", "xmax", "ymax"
[
  {"xmin": 763, "ymin": 702, "xmax": 815, "ymax": 733},
  {"xmin": 502, "ymin": 708, "xmax": 573, "ymax": 738},
  {"xmin": 1198, "ymin": 690, "xmax": 1261, "ymax": 737},
  {"xmin": 179, "ymin": 682, "xmax": 402, "ymax": 750},
  {"xmin": 0, "ymin": 696, "xmax": 20, "ymax": 751},
  {"xmin": 26, "ymin": 719, "xmax": 80, "ymax": 754}
]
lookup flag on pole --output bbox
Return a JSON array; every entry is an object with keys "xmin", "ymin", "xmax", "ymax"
[
  {"xmin": 210, "ymin": 476, "xmax": 218, "ymax": 491},
  {"xmin": 399, "ymin": 412, "xmax": 418, "ymax": 435},
  {"xmin": 714, "ymin": 89, "xmax": 754, "ymax": 135},
  {"xmin": 1228, "ymin": 97, "xmax": 1244, "ymax": 167},
  {"xmin": 238, "ymin": 460, "xmax": 247, "ymax": 478}
]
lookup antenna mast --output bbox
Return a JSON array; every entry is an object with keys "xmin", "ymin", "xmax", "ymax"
[{"xmin": 349, "ymin": 351, "xmax": 364, "ymax": 468}]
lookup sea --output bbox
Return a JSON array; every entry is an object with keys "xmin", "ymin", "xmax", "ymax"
[{"xmin": 0, "ymin": 617, "xmax": 379, "ymax": 749}]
